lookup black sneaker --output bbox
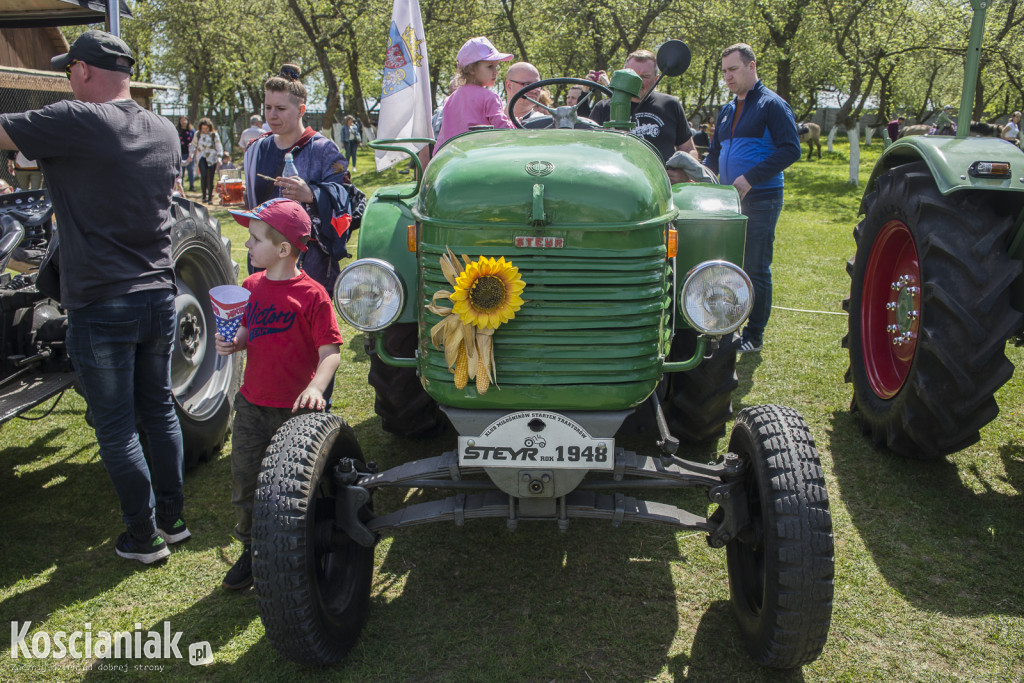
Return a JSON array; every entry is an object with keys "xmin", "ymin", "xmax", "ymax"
[
  {"xmin": 115, "ymin": 532, "xmax": 170, "ymax": 565},
  {"xmin": 223, "ymin": 546, "xmax": 252, "ymax": 590},
  {"xmin": 157, "ymin": 516, "xmax": 191, "ymax": 544}
]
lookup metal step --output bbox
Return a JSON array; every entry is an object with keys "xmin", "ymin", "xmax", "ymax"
[{"xmin": 0, "ymin": 371, "xmax": 76, "ymax": 425}]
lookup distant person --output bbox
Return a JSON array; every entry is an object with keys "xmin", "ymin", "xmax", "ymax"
[
  {"xmin": 238, "ymin": 114, "xmax": 265, "ymax": 150},
  {"xmin": 588, "ymin": 50, "xmax": 697, "ymax": 162},
  {"xmin": 215, "ymin": 198, "xmax": 342, "ymax": 590},
  {"xmin": 0, "ymin": 29, "xmax": 187, "ymax": 565},
  {"xmin": 887, "ymin": 115, "xmax": 906, "ymax": 143},
  {"xmin": 692, "ymin": 123, "xmax": 710, "ymax": 147},
  {"xmin": 341, "ymin": 115, "xmax": 361, "ymax": 170},
  {"xmin": 435, "ymin": 37, "xmax": 515, "ymax": 151},
  {"xmin": 6, "ymin": 151, "xmax": 43, "ymax": 190},
  {"xmin": 934, "ymin": 105, "xmax": 955, "ymax": 135},
  {"xmin": 219, "ymin": 153, "xmax": 235, "ymax": 170},
  {"xmin": 190, "ymin": 117, "xmax": 224, "ymax": 203},
  {"xmin": 432, "ymin": 75, "xmax": 461, "ymax": 137},
  {"xmin": 1003, "ymin": 111, "xmax": 1021, "ymax": 147},
  {"xmin": 176, "ymin": 116, "xmax": 195, "ymax": 191},
  {"xmin": 704, "ymin": 42, "xmax": 801, "ymax": 354}
]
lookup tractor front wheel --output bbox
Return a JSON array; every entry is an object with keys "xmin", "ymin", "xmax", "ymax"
[
  {"xmin": 726, "ymin": 404, "xmax": 834, "ymax": 668},
  {"xmin": 367, "ymin": 323, "xmax": 448, "ymax": 437},
  {"xmin": 252, "ymin": 412, "xmax": 375, "ymax": 665},
  {"xmin": 663, "ymin": 329, "xmax": 739, "ymax": 442}
]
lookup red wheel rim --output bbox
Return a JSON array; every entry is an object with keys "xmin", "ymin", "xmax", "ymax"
[{"xmin": 860, "ymin": 220, "xmax": 921, "ymax": 399}]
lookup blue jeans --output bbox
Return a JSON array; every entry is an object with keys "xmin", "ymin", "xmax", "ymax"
[
  {"xmin": 740, "ymin": 191, "xmax": 784, "ymax": 344},
  {"xmin": 344, "ymin": 140, "xmax": 359, "ymax": 168},
  {"xmin": 66, "ymin": 289, "xmax": 184, "ymax": 539}
]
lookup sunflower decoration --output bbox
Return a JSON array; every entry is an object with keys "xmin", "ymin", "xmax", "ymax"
[{"xmin": 427, "ymin": 248, "xmax": 526, "ymax": 394}]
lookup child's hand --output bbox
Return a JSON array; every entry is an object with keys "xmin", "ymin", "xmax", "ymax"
[
  {"xmin": 215, "ymin": 329, "xmax": 245, "ymax": 356},
  {"xmin": 293, "ymin": 386, "xmax": 326, "ymax": 413}
]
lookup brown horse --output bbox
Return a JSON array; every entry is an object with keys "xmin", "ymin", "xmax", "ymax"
[{"xmin": 798, "ymin": 122, "xmax": 821, "ymax": 160}]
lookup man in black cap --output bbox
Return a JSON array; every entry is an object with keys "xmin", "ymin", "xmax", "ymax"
[{"xmin": 0, "ymin": 30, "xmax": 188, "ymax": 565}]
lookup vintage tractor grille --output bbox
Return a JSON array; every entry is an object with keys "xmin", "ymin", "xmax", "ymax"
[{"xmin": 418, "ymin": 243, "xmax": 670, "ymax": 407}]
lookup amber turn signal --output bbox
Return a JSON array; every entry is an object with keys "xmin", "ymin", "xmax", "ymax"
[
  {"xmin": 407, "ymin": 224, "xmax": 417, "ymax": 252},
  {"xmin": 667, "ymin": 228, "xmax": 678, "ymax": 259}
]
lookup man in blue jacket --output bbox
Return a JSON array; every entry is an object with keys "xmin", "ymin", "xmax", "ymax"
[{"xmin": 704, "ymin": 43, "xmax": 801, "ymax": 353}]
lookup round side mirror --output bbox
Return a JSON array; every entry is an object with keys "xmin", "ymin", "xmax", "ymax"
[{"xmin": 657, "ymin": 40, "xmax": 691, "ymax": 78}]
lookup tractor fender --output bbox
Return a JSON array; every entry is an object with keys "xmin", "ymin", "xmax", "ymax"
[
  {"xmin": 860, "ymin": 136, "xmax": 1024, "ymax": 215},
  {"xmin": 671, "ymin": 182, "xmax": 747, "ymax": 331},
  {"xmin": 352, "ymin": 188, "xmax": 420, "ymax": 324}
]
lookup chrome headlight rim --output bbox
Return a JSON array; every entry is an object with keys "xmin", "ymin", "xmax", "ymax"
[
  {"xmin": 333, "ymin": 258, "xmax": 405, "ymax": 332},
  {"xmin": 679, "ymin": 260, "xmax": 753, "ymax": 336}
]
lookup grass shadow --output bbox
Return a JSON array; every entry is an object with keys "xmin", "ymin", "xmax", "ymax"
[
  {"xmin": 350, "ymin": 519, "xmax": 684, "ymax": 680},
  {"xmin": 827, "ymin": 410, "xmax": 1024, "ymax": 617},
  {"xmin": 669, "ymin": 599, "xmax": 807, "ymax": 681}
]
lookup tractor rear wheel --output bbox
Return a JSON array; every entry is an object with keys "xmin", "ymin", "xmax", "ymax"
[
  {"xmin": 169, "ymin": 198, "xmax": 242, "ymax": 469},
  {"xmin": 844, "ymin": 161, "xmax": 1022, "ymax": 457}
]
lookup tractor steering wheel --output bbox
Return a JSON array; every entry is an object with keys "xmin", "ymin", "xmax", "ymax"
[{"xmin": 507, "ymin": 77, "xmax": 615, "ymax": 130}]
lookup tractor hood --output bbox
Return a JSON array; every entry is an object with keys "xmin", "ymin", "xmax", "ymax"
[{"xmin": 416, "ymin": 129, "xmax": 676, "ymax": 228}]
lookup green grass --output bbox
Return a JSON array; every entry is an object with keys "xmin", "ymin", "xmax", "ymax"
[{"xmin": 2, "ymin": 141, "xmax": 1023, "ymax": 681}]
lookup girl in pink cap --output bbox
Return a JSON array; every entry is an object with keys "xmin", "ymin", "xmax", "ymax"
[{"xmin": 434, "ymin": 37, "xmax": 515, "ymax": 152}]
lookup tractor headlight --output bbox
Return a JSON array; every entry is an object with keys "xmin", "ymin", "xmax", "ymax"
[
  {"xmin": 679, "ymin": 260, "xmax": 752, "ymax": 335},
  {"xmin": 334, "ymin": 258, "xmax": 404, "ymax": 331}
]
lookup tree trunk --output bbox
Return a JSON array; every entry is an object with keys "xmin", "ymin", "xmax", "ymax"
[
  {"xmin": 847, "ymin": 124, "xmax": 860, "ymax": 186},
  {"xmin": 775, "ymin": 57, "xmax": 792, "ymax": 105}
]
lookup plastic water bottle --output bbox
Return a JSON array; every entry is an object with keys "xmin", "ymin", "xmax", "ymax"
[{"xmin": 282, "ymin": 152, "xmax": 298, "ymax": 178}]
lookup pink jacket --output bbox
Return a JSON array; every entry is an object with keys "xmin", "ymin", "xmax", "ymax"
[{"xmin": 434, "ymin": 83, "xmax": 514, "ymax": 152}]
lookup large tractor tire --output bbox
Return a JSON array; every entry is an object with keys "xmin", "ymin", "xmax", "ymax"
[
  {"xmin": 168, "ymin": 197, "xmax": 242, "ymax": 469},
  {"xmin": 726, "ymin": 404, "xmax": 834, "ymax": 668},
  {"xmin": 252, "ymin": 412, "xmax": 375, "ymax": 665},
  {"xmin": 366, "ymin": 322, "xmax": 448, "ymax": 437},
  {"xmin": 843, "ymin": 161, "xmax": 1023, "ymax": 458},
  {"xmin": 663, "ymin": 329, "xmax": 740, "ymax": 442}
]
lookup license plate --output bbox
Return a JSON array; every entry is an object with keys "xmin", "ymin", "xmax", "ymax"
[{"xmin": 458, "ymin": 411, "xmax": 613, "ymax": 470}]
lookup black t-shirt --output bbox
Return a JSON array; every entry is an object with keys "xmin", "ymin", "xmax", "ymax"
[
  {"xmin": 1, "ymin": 99, "xmax": 179, "ymax": 309},
  {"xmin": 590, "ymin": 91, "xmax": 692, "ymax": 162}
]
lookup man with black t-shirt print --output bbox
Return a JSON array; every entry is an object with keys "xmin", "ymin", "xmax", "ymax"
[{"xmin": 589, "ymin": 49, "xmax": 697, "ymax": 163}]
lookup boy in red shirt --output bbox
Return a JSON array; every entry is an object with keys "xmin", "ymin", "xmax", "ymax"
[{"xmin": 215, "ymin": 197, "xmax": 343, "ymax": 589}]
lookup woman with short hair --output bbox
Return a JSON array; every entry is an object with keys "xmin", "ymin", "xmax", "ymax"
[{"xmin": 243, "ymin": 64, "xmax": 358, "ymax": 293}]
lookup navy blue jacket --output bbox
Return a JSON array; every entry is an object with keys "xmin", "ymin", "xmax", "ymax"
[{"xmin": 704, "ymin": 80, "xmax": 800, "ymax": 194}]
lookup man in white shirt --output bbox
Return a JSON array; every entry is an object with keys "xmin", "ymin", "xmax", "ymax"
[{"xmin": 238, "ymin": 114, "xmax": 264, "ymax": 150}]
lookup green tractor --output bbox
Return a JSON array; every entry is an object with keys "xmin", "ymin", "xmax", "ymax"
[
  {"xmin": 252, "ymin": 42, "xmax": 834, "ymax": 669},
  {"xmin": 844, "ymin": 0, "xmax": 1024, "ymax": 457}
]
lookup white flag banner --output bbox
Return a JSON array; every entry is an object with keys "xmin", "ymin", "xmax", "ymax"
[{"xmin": 375, "ymin": 0, "xmax": 432, "ymax": 171}]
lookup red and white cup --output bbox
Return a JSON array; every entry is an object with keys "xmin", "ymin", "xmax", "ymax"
[{"xmin": 210, "ymin": 284, "xmax": 250, "ymax": 342}]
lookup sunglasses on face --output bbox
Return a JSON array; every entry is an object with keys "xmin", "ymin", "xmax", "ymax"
[
  {"xmin": 507, "ymin": 79, "xmax": 536, "ymax": 87},
  {"xmin": 64, "ymin": 59, "xmax": 81, "ymax": 78}
]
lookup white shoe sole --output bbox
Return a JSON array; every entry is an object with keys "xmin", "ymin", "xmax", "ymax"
[{"xmin": 116, "ymin": 546, "xmax": 170, "ymax": 564}]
